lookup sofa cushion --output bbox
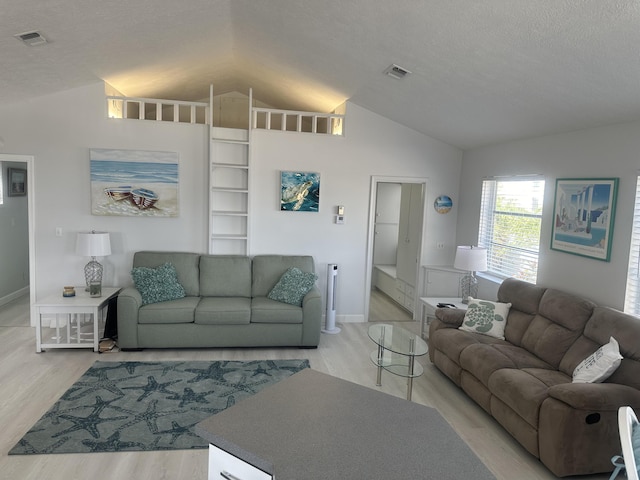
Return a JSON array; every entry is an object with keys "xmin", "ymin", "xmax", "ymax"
[
  {"xmin": 251, "ymin": 297, "xmax": 303, "ymax": 324},
  {"xmin": 252, "ymin": 255, "xmax": 315, "ymax": 297},
  {"xmin": 268, "ymin": 267, "xmax": 317, "ymax": 306},
  {"xmin": 460, "ymin": 343, "xmax": 552, "ymax": 387},
  {"xmin": 138, "ymin": 296, "xmax": 199, "ymax": 324},
  {"xmin": 573, "ymin": 337, "xmax": 622, "ymax": 383},
  {"xmin": 459, "ymin": 297, "xmax": 511, "ymax": 339},
  {"xmin": 199, "ymin": 255, "xmax": 251, "ymax": 298},
  {"xmin": 498, "ymin": 277, "xmax": 545, "ymax": 316},
  {"xmin": 133, "ymin": 251, "xmax": 200, "ymax": 296},
  {"xmin": 195, "ymin": 297, "xmax": 251, "ymax": 325},
  {"xmin": 488, "ymin": 368, "xmax": 570, "ymax": 428},
  {"xmin": 131, "ymin": 263, "xmax": 185, "ymax": 305},
  {"xmin": 516, "ymin": 288, "xmax": 596, "ymax": 369},
  {"xmin": 430, "ymin": 327, "xmax": 498, "ymax": 367}
]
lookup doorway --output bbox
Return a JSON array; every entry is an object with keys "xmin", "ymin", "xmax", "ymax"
[
  {"xmin": 364, "ymin": 176, "xmax": 427, "ymax": 323},
  {"xmin": 0, "ymin": 154, "xmax": 36, "ymax": 326}
]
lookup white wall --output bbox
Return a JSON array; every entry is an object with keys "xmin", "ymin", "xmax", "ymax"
[
  {"xmin": 458, "ymin": 120, "xmax": 640, "ymax": 308},
  {"xmin": 0, "ymin": 160, "xmax": 29, "ymax": 300},
  {"xmin": 251, "ymin": 103, "xmax": 462, "ymax": 320},
  {"xmin": 0, "ymin": 83, "xmax": 462, "ymax": 322},
  {"xmin": 0, "ymin": 82, "xmax": 209, "ymax": 299}
]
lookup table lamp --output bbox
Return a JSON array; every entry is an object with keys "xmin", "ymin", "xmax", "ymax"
[
  {"xmin": 453, "ymin": 246, "xmax": 487, "ymax": 304},
  {"xmin": 76, "ymin": 231, "xmax": 111, "ymax": 291}
]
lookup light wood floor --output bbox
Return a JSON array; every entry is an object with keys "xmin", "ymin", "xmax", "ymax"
[
  {"xmin": 368, "ymin": 288, "xmax": 413, "ymax": 322},
  {"xmin": 0, "ymin": 296, "xmax": 609, "ymax": 480}
]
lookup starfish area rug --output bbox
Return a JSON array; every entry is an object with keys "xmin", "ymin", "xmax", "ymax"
[{"xmin": 9, "ymin": 359, "xmax": 309, "ymax": 455}]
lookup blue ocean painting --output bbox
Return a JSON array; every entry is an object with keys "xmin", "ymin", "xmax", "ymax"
[
  {"xmin": 90, "ymin": 148, "xmax": 179, "ymax": 217},
  {"xmin": 90, "ymin": 160, "xmax": 178, "ymax": 185},
  {"xmin": 280, "ymin": 171, "xmax": 320, "ymax": 212}
]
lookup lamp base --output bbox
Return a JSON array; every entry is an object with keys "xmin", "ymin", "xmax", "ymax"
[
  {"xmin": 84, "ymin": 258, "xmax": 103, "ymax": 291},
  {"xmin": 460, "ymin": 273, "xmax": 478, "ymax": 304}
]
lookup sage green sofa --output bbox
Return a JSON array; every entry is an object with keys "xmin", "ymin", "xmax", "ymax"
[{"xmin": 117, "ymin": 252, "xmax": 322, "ymax": 349}]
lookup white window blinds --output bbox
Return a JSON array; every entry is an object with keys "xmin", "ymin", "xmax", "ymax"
[
  {"xmin": 478, "ymin": 177, "xmax": 545, "ymax": 283},
  {"xmin": 624, "ymin": 176, "xmax": 640, "ymax": 315}
]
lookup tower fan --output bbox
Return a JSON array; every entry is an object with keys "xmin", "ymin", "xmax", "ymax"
[{"xmin": 322, "ymin": 264, "xmax": 340, "ymax": 334}]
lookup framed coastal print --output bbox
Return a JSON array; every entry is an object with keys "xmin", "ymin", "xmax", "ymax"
[
  {"xmin": 280, "ymin": 171, "xmax": 320, "ymax": 212},
  {"xmin": 7, "ymin": 168, "xmax": 27, "ymax": 196},
  {"xmin": 551, "ymin": 178, "xmax": 618, "ymax": 262},
  {"xmin": 90, "ymin": 148, "xmax": 179, "ymax": 217}
]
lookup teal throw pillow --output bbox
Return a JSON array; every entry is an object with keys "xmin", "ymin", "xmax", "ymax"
[
  {"xmin": 268, "ymin": 267, "xmax": 317, "ymax": 306},
  {"xmin": 131, "ymin": 262, "xmax": 186, "ymax": 305}
]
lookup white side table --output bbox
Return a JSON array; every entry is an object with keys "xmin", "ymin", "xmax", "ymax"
[
  {"xmin": 419, "ymin": 297, "xmax": 468, "ymax": 339},
  {"xmin": 35, "ymin": 287, "xmax": 121, "ymax": 352}
]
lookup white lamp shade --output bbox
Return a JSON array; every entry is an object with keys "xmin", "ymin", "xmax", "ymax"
[
  {"xmin": 454, "ymin": 246, "xmax": 487, "ymax": 272},
  {"xmin": 76, "ymin": 231, "xmax": 111, "ymax": 257}
]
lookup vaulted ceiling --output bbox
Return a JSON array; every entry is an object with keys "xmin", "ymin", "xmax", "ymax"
[{"xmin": 2, "ymin": 0, "xmax": 640, "ymax": 149}]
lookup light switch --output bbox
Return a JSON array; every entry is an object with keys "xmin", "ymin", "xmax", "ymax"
[{"xmin": 55, "ymin": 227, "xmax": 62, "ymax": 237}]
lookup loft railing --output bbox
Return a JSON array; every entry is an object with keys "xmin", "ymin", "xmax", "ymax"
[
  {"xmin": 106, "ymin": 94, "xmax": 345, "ymax": 135},
  {"xmin": 106, "ymin": 95, "xmax": 209, "ymax": 124},
  {"xmin": 253, "ymin": 107, "xmax": 344, "ymax": 136}
]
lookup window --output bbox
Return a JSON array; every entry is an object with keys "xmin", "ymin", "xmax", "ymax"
[
  {"xmin": 624, "ymin": 175, "xmax": 640, "ymax": 316},
  {"xmin": 478, "ymin": 176, "xmax": 545, "ymax": 283}
]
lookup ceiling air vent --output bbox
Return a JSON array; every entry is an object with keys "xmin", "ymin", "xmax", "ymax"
[
  {"xmin": 15, "ymin": 31, "xmax": 48, "ymax": 47},
  {"xmin": 384, "ymin": 64, "xmax": 411, "ymax": 80}
]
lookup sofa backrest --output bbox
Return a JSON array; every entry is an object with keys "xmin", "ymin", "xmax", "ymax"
[
  {"xmin": 499, "ymin": 278, "xmax": 546, "ymax": 346},
  {"xmin": 199, "ymin": 255, "xmax": 251, "ymax": 297},
  {"xmin": 498, "ymin": 278, "xmax": 596, "ymax": 368},
  {"xmin": 251, "ymin": 255, "xmax": 315, "ymax": 297},
  {"xmin": 133, "ymin": 251, "xmax": 200, "ymax": 296},
  {"xmin": 558, "ymin": 306, "xmax": 640, "ymax": 387}
]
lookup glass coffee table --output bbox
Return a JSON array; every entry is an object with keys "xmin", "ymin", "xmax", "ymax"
[{"xmin": 368, "ymin": 323, "xmax": 428, "ymax": 401}]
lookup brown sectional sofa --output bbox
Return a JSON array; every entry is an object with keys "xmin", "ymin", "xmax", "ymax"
[{"xmin": 428, "ymin": 277, "xmax": 640, "ymax": 477}]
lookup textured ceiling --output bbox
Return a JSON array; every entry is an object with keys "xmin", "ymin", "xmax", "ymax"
[{"xmin": 2, "ymin": 0, "xmax": 640, "ymax": 148}]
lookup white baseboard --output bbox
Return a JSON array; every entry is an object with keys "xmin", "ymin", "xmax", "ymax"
[
  {"xmin": 321, "ymin": 314, "xmax": 365, "ymax": 324},
  {"xmin": 0, "ymin": 286, "xmax": 30, "ymax": 307}
]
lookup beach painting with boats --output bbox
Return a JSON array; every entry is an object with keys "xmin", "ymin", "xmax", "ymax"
[
  {"xmin": 551, "ymin": 178, "xmax": 618, "ymax": 261},
  {"xmin": 90, "ymin": 148, "xmax": 179, "ymax": 217}
]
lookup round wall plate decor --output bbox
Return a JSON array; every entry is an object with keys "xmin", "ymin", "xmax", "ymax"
[{"xmin": 434, "ymin": 195, "xmax": 453, "ymax": 214}]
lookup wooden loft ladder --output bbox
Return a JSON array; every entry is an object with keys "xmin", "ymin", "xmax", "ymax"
[{"xmin": 208, "ymin": 86, "xmax": 252, "ymax": 255}]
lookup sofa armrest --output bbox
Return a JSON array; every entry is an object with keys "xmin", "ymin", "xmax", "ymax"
[
  {"xmin": 301, "ymin": 286, "xmax": 322, "ymax": 346},
  {"xmin": 435, "ymin": 308, "xmax": 466, "ymax": 328},
  {"xmin": 117, "ymin": 287, "xmax": 142, "ymax": 349},
  {"xmin": 548, "ymin": 382, "xmax": 640, "ymax": 411}
]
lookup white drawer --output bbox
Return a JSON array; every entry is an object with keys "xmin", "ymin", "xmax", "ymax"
[
  {"xmin": 395, "ymin": 279, "xmax": 406, "ymax": 293},
  {"xmin": 393, "ymin": 290, "xmax": 405, "ymax": 305},
  {"xmin": 403, "ymin": 296, "xmax": 414, "ymax": 312},
  {"xmin": 405, "ymin": 285, "xmax": 415, "ymax": 300},
  {"xmin": 375, "ymin": 270, "xmax": 396, "ymax": 297},
  {"xmin": 208, "ymin": 444, "xmax": 272, "ymax": 480}
]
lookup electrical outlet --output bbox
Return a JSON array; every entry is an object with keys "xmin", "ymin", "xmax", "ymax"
[{"xmin": 436, "ymin": 242, "xmax": 445, "ymax": 249}]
